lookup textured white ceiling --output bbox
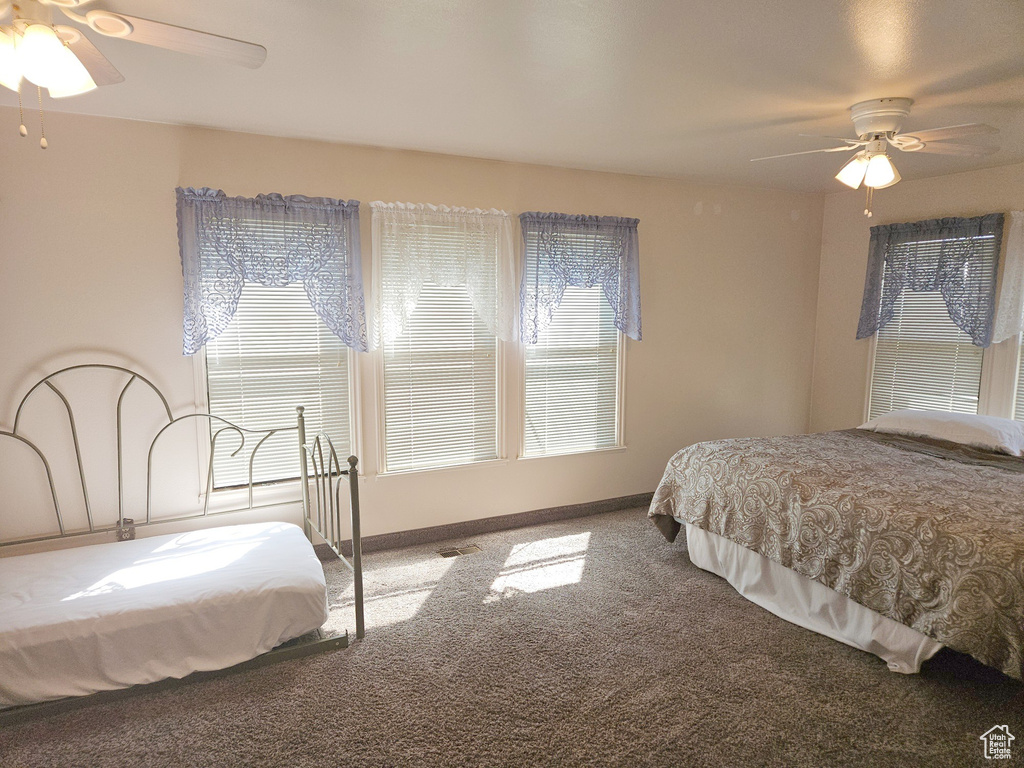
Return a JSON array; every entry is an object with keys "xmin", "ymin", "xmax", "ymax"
[{"xmin": 2, "ymin": 0, "xmax": 1023, "ymax": 192}]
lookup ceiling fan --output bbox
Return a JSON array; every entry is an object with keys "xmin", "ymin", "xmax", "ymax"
[
  {"xmin": 0, "ymin": 0, "xmax": 266, "ymax": 147},
  {"xmin": 753, "ymin": 97, "xmax": 999, "ymax": 216}
]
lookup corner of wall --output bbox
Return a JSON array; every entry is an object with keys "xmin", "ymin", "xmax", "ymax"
[{"xmin": 805, "ymin": 190, "xmax": 832, "ymax": 434}]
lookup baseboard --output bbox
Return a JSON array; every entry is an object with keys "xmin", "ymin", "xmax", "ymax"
[{"xmin": 316, "ymin": 492, "xmax": 653, "ymax": 558}]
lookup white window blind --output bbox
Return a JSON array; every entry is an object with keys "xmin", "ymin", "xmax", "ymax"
[
  {"xmin": 205, "ymin": 282, "xmax": 351, "ymax": 488},
  {"xmin": 868, "ymin": 289, "xmax": 983, "ymax": 420},
  {"xmin": 381, "ymin": 282, "xmax": 498, "ymax": 472},
  {"xmin": 524, "ymin": 286, "xmax": 620, "ymax": 455}
]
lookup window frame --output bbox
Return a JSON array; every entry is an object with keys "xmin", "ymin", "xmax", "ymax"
[
  {"xmin": 517, "ymin": 316, "xmax": 628, "ymax": 461},
  {"xmin": 862, "ymin": 212, "xmax": 1016, "ymax": 422},
  {"xmin": 191, "ymin": 326, "xmax": 361, "ymax": 502},
  {"xmin": 985, "ymin": 335, "xmax": 1021, "ymax": 419},
  {"xmin": 372, "ymin": 317, "xmax": 509, "ymax": 477},
  {"xmin": 863, "ymin": 317, "xmax": 1022, "ymax": 422}
]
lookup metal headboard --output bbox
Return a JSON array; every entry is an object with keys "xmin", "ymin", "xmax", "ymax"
[
  {"xmin": 5, "ymin": 364, "xmax": 174, "ymax": 542},
  {"xmin": 0, "ymin": 364, "xmax": 302, "ymax": 544}
]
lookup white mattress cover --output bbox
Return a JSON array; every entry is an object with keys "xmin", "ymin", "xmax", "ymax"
[
  {"xmin": 0, "ymin": 522, "xmax": 328, "ymax": 708},
  {"xmin": 683, "ymin": 522, "xmax": 943, "ymax": 674}
]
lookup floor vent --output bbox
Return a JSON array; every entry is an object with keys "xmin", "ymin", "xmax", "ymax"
[{"xmin": 439, "ymin": 544, "xmax": 482, "ymax": 558}]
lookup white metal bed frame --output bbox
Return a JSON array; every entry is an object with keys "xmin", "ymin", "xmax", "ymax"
[{"xmin": 0, "ymin": 364, "xmax": 363, "ymax": 718}]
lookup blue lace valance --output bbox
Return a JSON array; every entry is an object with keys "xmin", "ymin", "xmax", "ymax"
[
  {"xmin": 856, "ymin": 213, "xmax": 1005, "ymax": 347},
  {"xmin": 176, "ymin": 187, "xmax": 368, "ymax": 355},
  {"xmin": 519, "ymin": 212, "xmax": 642, "ymax": 344}
]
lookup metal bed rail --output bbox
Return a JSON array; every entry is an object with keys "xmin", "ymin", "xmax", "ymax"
[{"xmin": 297, "ymin": 406, "xmax": 364, "ymax": 640}]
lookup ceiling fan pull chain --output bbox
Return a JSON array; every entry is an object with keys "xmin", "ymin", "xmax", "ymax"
[
  {"xmin": 864, "ymin": 187, "xmax": 873, "ymax": 218},
  {"xmin": 17, "ymin": 86, "xmax": 27, "ymax": 138},
  {"xmin": 37, "ymin": 86, "xmax": 47, "ymax": 149}
]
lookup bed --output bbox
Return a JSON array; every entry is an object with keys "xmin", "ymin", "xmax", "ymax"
[
  {"xmin": 0, "ymin": 364, "xmax": 364, "ymax": 710},
  {"xmin": 649, "ymin": 422, "xmax": 1024, "ymax": 680}
]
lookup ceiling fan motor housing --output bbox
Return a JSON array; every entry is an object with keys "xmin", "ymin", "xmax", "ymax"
[{"xmin": 850, "ymin": 97, "xmax": 914, "ymax": 138}]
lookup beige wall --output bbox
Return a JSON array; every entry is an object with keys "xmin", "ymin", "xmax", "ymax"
[
  {"xmin": 809, "ymin": 162, "xmax": 1024, "ymax": 433},
  {"xmin": 0, "ymin": 108, "xmax": 824, "ymax": 545}
]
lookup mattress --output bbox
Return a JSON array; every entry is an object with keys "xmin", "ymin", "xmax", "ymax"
[
  {"xmin": 683, "ymin": 522, "xmax": 943, "ymax": 674},
  {"xmin": 0, "ymin": 521, "xmax": 328, "ymax": 708}
]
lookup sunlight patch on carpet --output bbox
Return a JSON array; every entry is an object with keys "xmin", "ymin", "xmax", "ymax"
[
  {"xmin": 486, "ymin": 532, "xmax": 590, "ymax": 601},
  {"xmin": 328, "ymin": 556, "xmax": 456, "ymax": 632}
]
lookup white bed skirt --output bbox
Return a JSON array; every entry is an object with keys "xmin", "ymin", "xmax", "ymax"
[
  {"xmin": 683, "ymin": 522, "xmax": 943, "ymax": 674},
  {"xmin": 0, "ymin": 522, "xmax": 329, "ymax": 708}
]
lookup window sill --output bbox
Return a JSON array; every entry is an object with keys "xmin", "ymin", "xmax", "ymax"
[
  {"xmin": 200, "ymin": 472, "xmax": 366, "ymax": 513},
  {"xmin": 517, "ymin": 445, "xmax": 627, "ymax": 461},
  {"xmin": 199, "ymin": 479, "xmax": 302, "ymax": 513},
  {"xmin": 376, "ymin": 457, "xmax": 509, "ymax": 479}
]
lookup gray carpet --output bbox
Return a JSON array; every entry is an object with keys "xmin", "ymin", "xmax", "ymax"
[{"xmin": 1, "ymin": 508, "xmax": 1020, "ymax": 767}]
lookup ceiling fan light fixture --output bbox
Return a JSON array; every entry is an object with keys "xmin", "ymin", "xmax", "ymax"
[
  {"xmin": 14, "ymin": 23, "xmax": 95, "ymax": 96},
  {"xmin": 835, "ymin": 153, "xmax": 869, "ymax": 189},
  {"xmin": 16, "ymin": 24, "xmax": 69, "ymax": 88},
  {"xmin": 864, "ymin": 153, "xmax": 900, "ymax": 188},
  {"xmin": 0, "ymin": 30, "xmax": 22, "ymax": 92},
  {"xmin": 46, "ymin": 47, "xmax": 96, "ymax": 97},
  {"xmin": 873, "ymin": 159, "xmax": 901, "ymax": 189}
]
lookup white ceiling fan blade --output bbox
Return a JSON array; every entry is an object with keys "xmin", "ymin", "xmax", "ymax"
[
  {"xmin": 899, "ymin": 123, "xmax": 998, "ymax": 143},
  {"xmin": 751, "ymin": 145, "xmax": 858, "ymax": 162},
  {"xmin": 797, "ymin": 134, "xmax": 865, "ymax": 145},
  {"xmin": 913, "ymin": 142, "xmax": 999, "ymax": 156},
  {"xmin": 55, "ymin": 26, "xmax": 124, "ymax": 85},
  {"xmin": 84, "ymin": 10, "xmax": 266, "ymax": 69}
]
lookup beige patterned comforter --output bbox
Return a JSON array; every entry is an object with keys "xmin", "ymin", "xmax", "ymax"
[{"xmin": 649, "ymin": 429, "xmax": 1024, "ymax": 680}]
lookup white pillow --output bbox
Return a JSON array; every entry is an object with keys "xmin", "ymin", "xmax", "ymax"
[{"xmin": 857, "ymin": 409, "xmax": 1024, "ymax": 456}]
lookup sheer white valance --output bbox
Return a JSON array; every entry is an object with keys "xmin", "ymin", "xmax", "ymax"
[
  {"xmin": 991, "ymin": 211, "xmax": 1024, "ymax": 344},
  {"xmin": 369, "ymin": 202, "xmax": 516, "ymax": 346}
]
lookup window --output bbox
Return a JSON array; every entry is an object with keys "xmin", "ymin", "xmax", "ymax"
[
  {"xmin": 863, "ymin": 215, "xmax": 1004, "ymax": 421},
  {"xmin": 381, "ymin": 282, "xmax": 498, "ymax": 471},
  {"xmin": 372, "ymin": 203, "xmax": 513, "ymax": 473},
  {"xmin": 205, "ymin": 283, "xmax": 352, "ymax": 488},
  {"xmin": 868, "ymin": 289, "xmax": 984, "ymax": 419},
  {"xmin": 524, "ymin": 286, "xmax": 620, "ymax": 455},
  {"xmin": 176, "ymin": 188, "xmax": 364, "ymax": 488},
  {"xmin": 518, "ymin": 211, "xmax": 639, "ymax": 456}
]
